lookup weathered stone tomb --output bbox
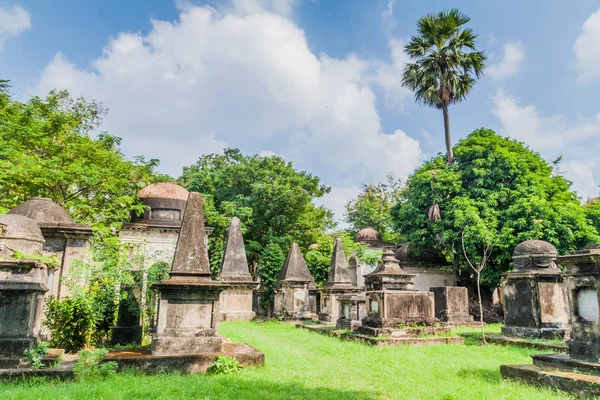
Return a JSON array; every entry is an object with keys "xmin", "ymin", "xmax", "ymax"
[
  {"xmin": 360, "ymin": 249, "xmax": 435, "ymax": 336},
  {"xmin": 273, "ymin": 242, "xmax": 316, "ymax": 319},
  {"xmin": 501, "ymin": 240, "xmax": 568, "ymax": 339},
  {"xmin": 151, "ymin": 192, "xmax": 227, "ymax": 355},
  {"xmin": 319, "ymin": 238, "xmax": 361, "ymax": 323},
  {"xmin": 430, "ymin": 286, "xmax": 473, "ymax": 325},
  {"xmin": 0, "ymin": 214, "xmax": 48, "ymax": 357},
  {"xmin": 217, "ymin": 216, "xmax": 258, "ymax": 321}
]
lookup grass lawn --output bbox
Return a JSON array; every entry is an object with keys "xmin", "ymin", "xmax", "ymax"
[{"xmin": 0, "ymin": 321, "xmax": 571, "ymax": 399}]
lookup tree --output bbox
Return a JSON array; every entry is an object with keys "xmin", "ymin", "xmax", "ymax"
[
  {"xmin": 345, "ymin": 174, "xmax": 403, "ymax": 243},
  {"xmin": 0, "ymin": 87, "xmax": 167, "ymax": 231},
  {"xmin": 402, "ymin": 9, "xmax": 486, "ymax": 164},
  {"xmin": 392, "ymin": 128, "xmax": 598, "ymax": 287},
  {"xmin": 181, "ymin": 149, "xmax": 334, "ymax": 280}
]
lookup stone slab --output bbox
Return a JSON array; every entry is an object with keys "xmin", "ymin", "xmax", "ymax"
[
  {"xmin": 500, "ymin": 364, "xmax": 600, "ymax": 398},
  {"xmin": 296, "ymin": 324, "xmax": 464, "ymax": 348},
  {"xmin": 484, "ymin": 336, "xmax": 566, "ymax": 352},
  {"xmin": 532, "ymin": 353, "xmax": 600, "ymax": 374},
  {"xmin": 105, "ymin": 342, "xmax": 264, "ymax": 374}
]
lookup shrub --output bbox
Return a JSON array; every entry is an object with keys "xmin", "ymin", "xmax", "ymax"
[
  {"xmin": 73, "ymin": 348, "xmax": 118, "ymax": 380},
  {"xmin": 206, "ymin": 355, "xmax": 243, "ymax": 375},
  {"xmin": 23, "ymin": 342, "xmax": 49, "ymax": 370},
  {"xmin": 44, "ymin": 295, "xmax": 97, "ymax": 353}
]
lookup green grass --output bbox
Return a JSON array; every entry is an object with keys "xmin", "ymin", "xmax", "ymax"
[{"xmin": 0, "ymin": 321, "xmax": 571, "ymax": 399}]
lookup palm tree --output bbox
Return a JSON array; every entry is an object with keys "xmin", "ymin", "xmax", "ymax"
[{"xmin": 402, "ymin": 9, "xmax": 485, "ymax": 164}]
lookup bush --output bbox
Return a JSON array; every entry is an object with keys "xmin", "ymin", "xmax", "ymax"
[
  {"xmin": 44, "ymin": 295, "xmax": 97, "ymax": 353},
  {"xmin": 23, "ymin": 342, "xmax": 49, "ymax": 370},
  {"xmin": 206, "ymin": 355, "xmax": 243, "ymax": 375},
  {"xmin": 73, "ymin": 348, "xmax": 118, "ymax": 380}
]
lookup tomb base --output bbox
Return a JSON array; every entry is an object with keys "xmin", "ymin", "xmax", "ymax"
[
  {"xmin": 111, "ymin": 326, "xmax": 143, "ymax": 346},
  {"xmin": 501, "ymin": 325, "xmax": 566, "ymax": 340},
  {"xmin": 501, "ymin": 354, "xmax": 600, "ymax": 398},
  {"xmin": 0, "ymin": 338, "xmax": 36, "ymax": 358}
]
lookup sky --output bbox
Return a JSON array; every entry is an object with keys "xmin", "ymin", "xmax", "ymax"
[{"xmin": 2, "ymin": 0, "xmax": 600, "ymax": 226}]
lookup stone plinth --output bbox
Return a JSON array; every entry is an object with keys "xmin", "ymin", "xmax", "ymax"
[
  {"xmin": 151, "ymin": 280, "xmax": 226, "ymax": 354},
  {"xmin": 0, "ymin": 260, "xmax": 48, "ymax": 356},
  {"xmin": 219, "ymin": 284, "xmax": 257, "ymax": 321},
  {"xmin": 336, "ymin": 294, "xmax": 366, "ymax": 330},
  {"xmin": 501, "ymin": 240, "xmax": 568, "ymax": 339},
  {"xmin": 361, "ymin": 250, "xmax": 435, "ymax": 336},
  {"xmin": 431, "ymin": 286, "xmax": 473, "ymax": 324}
]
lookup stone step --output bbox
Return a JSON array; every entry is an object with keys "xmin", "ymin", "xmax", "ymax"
[
  {"xmin": 532, "ymin": 353, "xmax": 600, "ymax": 375},
  {"xmin": 500, "ymin": 364, "xmax": 600, "ymax": 398}
]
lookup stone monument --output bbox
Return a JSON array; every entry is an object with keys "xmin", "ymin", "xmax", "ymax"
[
  {"xmin": 501, "ymin": 240, "xmax": 568, "ymax": 339},
  {"xmin": 8, "ymin": 197, "xmax": 92, "ymax": 299},
  {"xmin": 430, "ymin": 286, "xmax": 473, "ymax": 325},
  {"xmin": 217, "ymin": 217, "xmax": 258, "ymax": 321},
  {"xmin": 151, "ymin": 192, "xmax": 227, "ymax": 355},
  {"xmin": 319, "ymin": 238, "xmax": 361, "ymax": 323},
  {"xmin": 273, "ymin": 242, "xmax": 315, "ymax": 319},
  {"xmin": 0, "ymin": 214, "xmax": 48, "ymax": 357},
  {"xmin": 500, "ymin": 245, "xmax": 600, "ymax": 396},
  {"xmin": 360, "ymin": 249, "xmax": 435, "ymax": 336}
]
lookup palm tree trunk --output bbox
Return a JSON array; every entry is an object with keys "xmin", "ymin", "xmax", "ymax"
[{"xmin": 442, "ymin": 103, "xmax": 454, "ymax": 164}]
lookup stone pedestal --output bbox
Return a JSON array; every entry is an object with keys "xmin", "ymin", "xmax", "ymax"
[
  {"xmin": 431, "ymin": 286, "xmax": 473, "ymax": 324},
  {"xmin": 336, "ymin": 294, "xmax": 366, "ymax": 330},
  {"xmin": 219, "ymin": 284, "xmax": 256, "ymax": 321},
  {"xmin": 361, "ymin": 250, "xmax": 435, "ymax": 336},
  {"xmin": 151, "ymin": 281, "xmax": 226, "ymax": 355},
  {"xmin": 501, "ymin": 240, "xmax": 568, "ymax": 339},
  {"xmin": 0, "ymin": 260, "xmax": 48, "ymax": 356}
]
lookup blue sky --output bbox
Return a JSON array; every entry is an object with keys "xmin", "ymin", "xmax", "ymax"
[{"xmin": 2, "ymin": 0, "xmax": 600, "ymax": 224}]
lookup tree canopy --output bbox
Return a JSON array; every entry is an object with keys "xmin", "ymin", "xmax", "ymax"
[
  {"xmin": 0, "ymin": 86, "xmax": 165, "ymax": 232},
  {"xmin": 180, "ymin": 149, "xmax": 335, "ymax": 284},
  {"xmin": 392, "ymin": 128, "xmax": 598, "ymax": 286},
  {"xmin": 345, "ymin": 174, "xmax": 403, "ymax": 244},
  {"xmin": 402, "ymin": 8, "xmax": 486, "ymax": 164}
]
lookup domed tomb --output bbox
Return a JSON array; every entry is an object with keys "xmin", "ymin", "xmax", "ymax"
[
  {"xmin": 512, "ymin": 240, "xmax": 559, "ymax": 271},
  {"xmin": 395, "ymin": 244, "xmax": 444, "ymax": 263},
  {"xmin": 355, "ymin": 227, "xmax": 383, "ymax": 245},
  {"xmin": 8, "ymin": 197, "xmax": 75, "ymax": 227},
  {"xmin": 133, "ymin": 182, "xmax": 189, "ymax": 227},
  {"xmin": 7, "ymin": 198, "xmax": 92, "ymax": 299},
  {"xmin": 0, "ymin": 214, "xmax": 45, "ymax": 257}
]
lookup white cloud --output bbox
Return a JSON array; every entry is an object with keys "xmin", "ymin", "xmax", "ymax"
[
  {"xmin": 574, "ymin": 8, "xmax": 600, "ymax": 82},
  {"xmin": 229, "ymin": 0, "xmax": 296, "ymax": 18},
  {"xmin": 0, "ymin": 5, "xmax": 31, "ymax": 49},
  {"xmin": 487, "ymin": 41, "xmax": 525, "ymax": 80},
  {"xmin": 561, "ymin": 160, "xmax": 599, "ymax": 200},
  {"xmin": 34, "ymin": 5, "xmax": 422, "ymax": 220},
  {"xmin": 315, "ymin": 185, "xmax": 361, "ymax": 229},
  {"xmin": 492, "ymin": 88, "xmax": 600, "ymax": 199},
  {"xmin": 369, "ymin": 38, "xmax": 412, "ymax": 109}
]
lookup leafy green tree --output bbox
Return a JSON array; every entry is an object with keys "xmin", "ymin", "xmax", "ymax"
[
  {"xmin": 392, "ymin": 128, "xmax": 598, "ymax": 286},
  {"xmin": 0, "ymin": 86, "xmax": 166, "ymax": 229},
  {"xmin": 181, "ymin": 149, "xmax": 334, "ymax": 278},
  {"xmin": 257, "ymin": 241, "xmax": 286, "ymax": 309},
  {"xmin": 585, "ymin": 199, "xmax": 600, "ymax": 234},
  {"xmin": 402, "ymin": 9, "xmax": 486, "ymax": 164},
  {"xmin": 345, "ymin": 174, "xmax": 403, "ymax": 243}
]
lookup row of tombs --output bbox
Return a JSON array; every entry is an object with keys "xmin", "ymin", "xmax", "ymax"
[{"xmin": 2, "ymin": 183, "xmax": 600, "ymax": 356}]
